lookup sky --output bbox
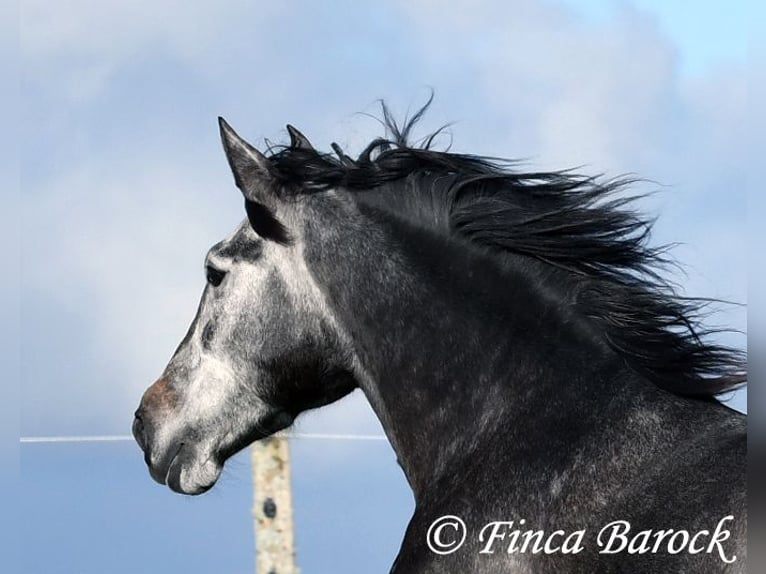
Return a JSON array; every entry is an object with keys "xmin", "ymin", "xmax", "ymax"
[{"xmin": 13, "ymin": 1, "xmax": 752, "ymax": 573}]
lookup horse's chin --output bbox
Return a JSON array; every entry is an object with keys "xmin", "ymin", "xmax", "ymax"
[
  {"xmin": 165, "ymin": 445, "xmax": 223, "ymax": 496},
  {"xmin": 144, "ymin": 411, "xmax": 294, "ymax": 496}
]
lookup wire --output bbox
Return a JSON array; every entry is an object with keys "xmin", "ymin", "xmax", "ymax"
[
  {"xmin": 20, "ymin": 435, "xmax": 131, "ymax": 443},
  {"xmin": 19, "ymin": 431, "xmax": 388, "ymax": 444}
]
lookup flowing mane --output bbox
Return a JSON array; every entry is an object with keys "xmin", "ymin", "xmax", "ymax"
[{"xmin": 262, "ymin": 103, "xmax": 746, "ymax": 398}]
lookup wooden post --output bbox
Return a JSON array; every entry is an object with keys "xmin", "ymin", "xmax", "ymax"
[{"xmin": 252, "ymin": 436, "xmax": 300, "ymax": 574}]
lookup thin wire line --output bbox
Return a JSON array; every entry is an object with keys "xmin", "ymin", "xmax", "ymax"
[
  {"xmin": 284, "ymin": 432, "xmax": 387, "ymax": 441},
  {"xmin": 20, "ymin": 435, "xmax": 131, "ymax": 443},
  {"xmin": 19, "ymin": 431, "xmax": 388, "ymax": 444}
]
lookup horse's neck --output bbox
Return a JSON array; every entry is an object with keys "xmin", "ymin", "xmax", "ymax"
[{"xmin": 312, "ymin": 215, "xmax": 640, "ymax": 499}]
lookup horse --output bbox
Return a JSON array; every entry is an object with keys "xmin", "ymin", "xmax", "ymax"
[{"xmin": 132, "ymin": 103, "xmax": 747, "ymax": 573}]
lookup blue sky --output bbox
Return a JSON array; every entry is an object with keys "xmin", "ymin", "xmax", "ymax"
[
  {"xmin": 15, "ymin": 1, "xmax": 749, "ymax": 572},
  {"xmin": 564, "ymin": 0, "xmax": 747, "ymax": 74}
]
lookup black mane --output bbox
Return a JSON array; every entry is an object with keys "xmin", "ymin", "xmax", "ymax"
[{"xmin": 264, "ymin": 103, "xmax": 746, "ymax": 398}]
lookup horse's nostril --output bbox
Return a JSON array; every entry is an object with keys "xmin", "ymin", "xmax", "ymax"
[{"xmin": 132, "ymin": 414, "xmax": 146, "ymax": 451}]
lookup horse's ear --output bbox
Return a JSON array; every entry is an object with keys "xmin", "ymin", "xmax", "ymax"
[
  {"xmin": 218, "ymin": 117, "xmax": 275, "ymax": 203},
  {"xmin": 286, "ymin": 124, "xmax": 314, "ymax": 150}
]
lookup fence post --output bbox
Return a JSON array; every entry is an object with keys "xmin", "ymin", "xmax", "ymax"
[{"xmin": 252, "ymin": 436, "xmax": 300, "ymax": 574}]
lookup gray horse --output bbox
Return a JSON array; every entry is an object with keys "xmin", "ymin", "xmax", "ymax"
[{"xmin": 133, "ymin": 107, "xmax": 746, "ymax": 573}]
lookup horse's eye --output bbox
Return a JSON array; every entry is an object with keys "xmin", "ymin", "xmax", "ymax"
[{"xmin": 206, "ymin": 265, "xmax": 226, "ymax": 287}]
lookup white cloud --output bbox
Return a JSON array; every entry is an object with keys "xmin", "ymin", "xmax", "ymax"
[
  {"xmin": 22, "ymin": 157, "xmax": 241, "ymax": 431},
  {"xmin": 20, "ymin": 0, "xmax": 287, "ymax": 102},
  {"xmin": 401, "ymin": 1, "xmax": 685, "ymax": 172}
]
